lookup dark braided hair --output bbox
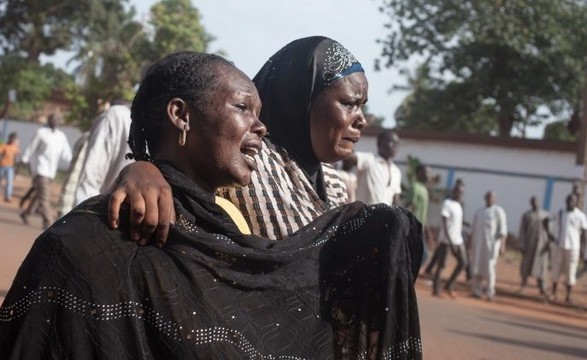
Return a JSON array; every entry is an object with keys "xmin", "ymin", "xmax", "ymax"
[{"xmin": 128, "ymin": 51, "xmax": 234, "ymax": 161}]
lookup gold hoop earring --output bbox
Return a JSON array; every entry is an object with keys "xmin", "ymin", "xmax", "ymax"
[{"xmin": 178, "ymin": 127, "xmax": 187, "ymax": 146}]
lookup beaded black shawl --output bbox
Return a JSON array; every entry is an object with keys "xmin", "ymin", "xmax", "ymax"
[{"xmin": 0, "ymin": 163, "xmax": 423, "ymax": 359}]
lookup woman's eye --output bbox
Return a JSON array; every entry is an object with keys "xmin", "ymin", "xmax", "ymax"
[
  {"xmin": 346, "ymin": 102, "xmax": 363, "ymax": 111},
  {"xmin": 236, "ymin": 104, "xmax": 247, "ymax": 111}
]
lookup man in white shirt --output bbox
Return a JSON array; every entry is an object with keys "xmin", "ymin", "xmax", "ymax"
[
  {"xmin": 549, "ymin": 194, "xmax": 587, "ymax": 303},
  {"xmin": 74, "ymin": 104, "xmax": 133, "ymax": 205},
  {"xmin": 469, "ymin": 191, "xmax": 508, "ymax": 301},
  {"xmin": 21, "ymin": 114, "xmax": 72, "ymax": 228},
  {"xmin": 430, "ymin": 184, "xmax": 467, "ymax": 298},
  {"xmin": 349, "ymin": 130, "xmax": 401, "ymax": 206}
]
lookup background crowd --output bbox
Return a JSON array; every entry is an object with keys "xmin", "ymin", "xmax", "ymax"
[{"xmin": 338, "ymin": 131, "xmax": 587, "ymax": 306}]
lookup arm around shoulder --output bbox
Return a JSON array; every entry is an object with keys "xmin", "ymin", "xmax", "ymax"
[{"xmin": 108, "ymin": 161, "xmax": 175, "ymax": 247}]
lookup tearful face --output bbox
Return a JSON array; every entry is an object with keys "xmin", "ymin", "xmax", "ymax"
[{"xmin": 309, "ymin": 72, "xmax": 368, "ymax": 163}]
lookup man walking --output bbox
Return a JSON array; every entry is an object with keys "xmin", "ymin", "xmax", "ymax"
[
  {"xmin": 518, "ymin": 196, "xmax": 549, "ymax": 294},
  {"xmin": 431, "ymin": 184, "xmax": 467, "ymax": 298},
  {"xmin": 469, "ymin": 191, "xmax": 507, "ymax": 301},
  {"xmin": 549, "ymin": 194, "xmax": 587, "ymax": 303},
  {"xmin": 21, "ymin": 114, "xmax": 72, "ymax": 229}
]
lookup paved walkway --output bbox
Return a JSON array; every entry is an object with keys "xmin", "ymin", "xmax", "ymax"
[{"xmin": 0, "ymin": 173, "xmax": 586, "ymax": 358}]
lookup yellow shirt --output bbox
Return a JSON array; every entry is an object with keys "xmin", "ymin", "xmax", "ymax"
[{"xmin": 214, "ymin": 196, "xmax": 251, "ymax": 235}]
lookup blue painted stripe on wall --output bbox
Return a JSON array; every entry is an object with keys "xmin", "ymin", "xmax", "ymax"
[
  {"xmin": 446, "ymin": 168, "xmax": 455, "ymax": 190},
  {"xmin": 543, "ymin": 177, "xmax": 554, "ymax": 211}
]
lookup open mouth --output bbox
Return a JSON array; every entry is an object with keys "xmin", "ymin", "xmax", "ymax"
[{"xmin": 241, "ymin": 142, "xmax": 261, "ymax": 170}]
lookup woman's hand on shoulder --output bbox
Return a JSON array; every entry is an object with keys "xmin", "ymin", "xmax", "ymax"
[{"xmin": 108, "ymin": 161, "xmax": 174, "ymax": 247}]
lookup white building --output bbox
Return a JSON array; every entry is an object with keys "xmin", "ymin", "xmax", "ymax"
[{"xmin": 356, "ymin": 127, "xmax": 582, "ymax": 238}]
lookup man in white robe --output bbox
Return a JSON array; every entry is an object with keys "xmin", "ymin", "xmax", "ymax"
[
  {"xmin": 74, "ymin": 104, "xmax": 133, "ymax": 205},
  {"xmin": 469, "ymin": 191, "xmax": 507, "ymax": 301}
]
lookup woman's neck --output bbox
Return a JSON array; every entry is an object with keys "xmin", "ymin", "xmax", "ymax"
[{"xmin": 154, "ymin": 155, "xmax": 217, "ymax": 195}]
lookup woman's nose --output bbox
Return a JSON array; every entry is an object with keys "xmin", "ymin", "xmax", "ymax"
[
  {"xmin": 355, "ymin": 110, "xmax": 367, "ymax": 129},
  {"xmin": 252, "ymin": 117, "xmax": 267, "ymax": 137}
]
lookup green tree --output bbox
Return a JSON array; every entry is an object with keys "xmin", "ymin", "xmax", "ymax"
[
  {"xmin": 395, "ymin": 65, "xmax": 500, "ymax": 134},
  {"xmin": 149, "ymin": 0, "xmax": 214, "ymax": 57},
  {"xmin": 0, "ymin": 0, "xmax": 110, "ymax": 120},
  {"xmin": 0, "ymin": 0, "xmax": 134, "ymax": 122},
  {"xmin": 70, "ymin": 0, "xmax": 215, "ymax": 126},
  {"xmin": 0, "ymin": 0, "xmax": 215, "ymax": 126},
  {"xmin": 377, "ymin": 0, "xmax": 587, "ymax": 137},
  {"xmin": 69, "ymin": 2, "xmax": 151, "ymax": 126},
  {"xmin": 0, "ymin": 0, "xmax": 96, "ymax": 63},
  {"xmin": 0, "ymin": 54, "xmax": 76, "ymax": 120},
  {"xmin": 543, "ymin": 120, "xmax": 577, "ymax": 141},
  {"xmin": 72, "ymin": 1, "xmax": 143, "ymax": 80}
]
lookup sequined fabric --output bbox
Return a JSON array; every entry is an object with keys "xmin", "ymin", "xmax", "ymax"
[
  {"xmin": 0, "ymin": 163, "xmax": 422, "ymax": 359},
  {"xmin": 321, "ymin": 41, "xmax": 362, "ymax": 85}
]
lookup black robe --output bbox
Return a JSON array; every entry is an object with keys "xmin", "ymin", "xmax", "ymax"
[{"xmin": 0, "ymin": 163, "xmax": 423, "ymax": 359}]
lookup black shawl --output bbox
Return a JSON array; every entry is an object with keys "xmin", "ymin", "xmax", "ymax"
[
  {"xmin": 0, "ymin": 163, "xmax": 422, "ymax": 359},
  {"xmin": 253, "ymin": 36, "xmax": 364, "ymax": 196}
]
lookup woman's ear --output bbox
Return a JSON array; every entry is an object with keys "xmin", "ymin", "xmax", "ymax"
[{"xmin": 167, "ymin": 97, "xmax": 191, "ymax": 132}]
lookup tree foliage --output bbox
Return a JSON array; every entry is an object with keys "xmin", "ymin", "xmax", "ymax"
[
  {"xmin": 543, "ymin": 120, "xmax": 577, "ymax": 141},
  {"xmin": 0, "ymin": 0, "xmax": 117, "ymax": 121},
  {"xmin": 149, "ymin": 0, "xmax": 214, "ymax": 57},
  {"xmin": 0, "ymin": 0, "xmax": 214, "ymax": 127},
  {"xmin": 0, "ymin": 54, "xmax": 75, "ymax": 120},
  {"xmin": 70, "ymin": 2, "xmax": 149, "ymax": 124},
  {"xmin": 378, "ymin": 0, "xmax": 587, "ymax": 137},
  {"xmin": 395, "ymin": 65, "xmax": 498, "ymax": 134},
  {"xmin": 0, "ymin": 0, "xmax": 94, "ymax": 62}
]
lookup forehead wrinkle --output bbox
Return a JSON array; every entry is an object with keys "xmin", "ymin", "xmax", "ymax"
[{"xmin": 341, "ymin": 74, "xmax": 368, "ymax": 96}]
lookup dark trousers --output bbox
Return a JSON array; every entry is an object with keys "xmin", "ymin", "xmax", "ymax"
[
  {"xmin": 424, "ymin": 244, "xmax": 442, "ymax": 275},
  {"xmin": 432, "ymin": 243, "xmax": 468, "ymax": 294},
  {"xmin": 22, "ymin": 175, "xmax": 53, "ymax": 227}
]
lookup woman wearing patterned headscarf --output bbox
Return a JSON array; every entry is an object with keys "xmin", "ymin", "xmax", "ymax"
[{"xmin": 219, "ymin": 36, "xmax": 369, "ymax": 239}]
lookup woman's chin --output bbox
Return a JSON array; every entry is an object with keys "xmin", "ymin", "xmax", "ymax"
[
  {"xmin": 232, "ymin": 172, "xmax": 253, "ymax": 188},
  {"xmin": 329, "ymin": 149, "xmax": 353, "ymax": 163}
]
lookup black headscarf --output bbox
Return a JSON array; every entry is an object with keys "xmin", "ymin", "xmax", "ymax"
[
  {"xmin": 0, "ymin": 163, "xmax": 422, "ymax": 359},
  {"xmin": 253, "ymin": 36, "xmax": 365, "ymax": 194}
]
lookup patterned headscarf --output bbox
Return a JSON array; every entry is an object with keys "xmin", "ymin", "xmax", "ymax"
[{"xmin": 253, "ymin": 36, "xmax": 364, "ymax": 173}]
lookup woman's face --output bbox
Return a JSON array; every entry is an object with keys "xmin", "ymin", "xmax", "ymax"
[
  {"xmin": 187, "ymin": 64, "xmax": 266, "ymax": 191},
  {"xmin": 309, "ymin": 72, "xmax": 368, "ymax": 163}
]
